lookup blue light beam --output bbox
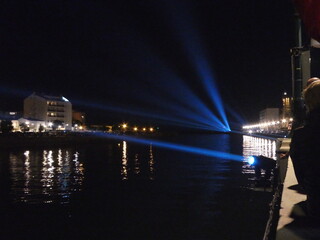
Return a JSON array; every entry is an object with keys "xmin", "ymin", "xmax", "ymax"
[
  {"xmin": 72, "ymin": 98, "xmax": 222, "ymax": 131},
  {"xmin": 135, "ymin": 84, "xmax": 226, "ymax": 130},
  {"xmin": 163, "ymin": 0, "xmax": 230, "ymax": 131},
  {"xmin": 93, "ymin": 131, "xmax": 244, "ymax": 161}
]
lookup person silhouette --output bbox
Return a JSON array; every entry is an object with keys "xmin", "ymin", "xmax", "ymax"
[{"xmin": 290, "ymin": 80, "xmax": 320, "ymax": 218}]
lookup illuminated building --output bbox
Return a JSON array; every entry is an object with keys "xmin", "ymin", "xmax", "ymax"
[
  {"xmin": 17, "ymin": 118, "xmax": 46, "ymax": 132},
  {"xmin": 259, "ymin": 108, "xmax": 279, "ymax": 123},
  {"xmin": 24, "ymin": 93, "xmax": 72, "ymax": 130},
  {"xmin": 0, "ymin": 111, "xmax": 20, "ymax": 132},
  {"xmin": 242, "ymin": 94, "xmax": 293, "ymax": 134},
  {"xmin": 259, "ymin": 108, "xmax": 280, "ymax": 132},
  {"xmin": 0, "ymin": 112, "xmax": 45, "ymax": 132}
]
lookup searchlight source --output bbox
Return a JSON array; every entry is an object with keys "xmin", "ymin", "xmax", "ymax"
[
  {"xmin": 247, "ymin": 155, "xmax": 277, "ymax": 180},
  {"xmin": 247, "ymin": 155, "xmax": 276, "ymax": 169},
  {"xmin": 247, "ymin": 156, "xmax": 255, "ymax": 165}
]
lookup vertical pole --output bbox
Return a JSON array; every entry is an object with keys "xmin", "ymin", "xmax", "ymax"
[{"xmin": 291, "ymin": 13, "xmax": 304, "ymax": 130}]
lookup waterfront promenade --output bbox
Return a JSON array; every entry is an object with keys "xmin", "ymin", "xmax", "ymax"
[{"xmin": 276, "ymin": 157, "xmax": 320, "ymax": 239}]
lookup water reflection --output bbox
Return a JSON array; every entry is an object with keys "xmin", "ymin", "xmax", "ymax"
[
  {"xmin": 120, "ymin": 141, "xmax": 155, "ymax": 180},
  {"xmin": 134, "ymin": 153, "xmax": 140, "ymax": 175},
  {"xmin": 23, "ymin": 150, "xmax": 30, "ymax": 195},
  {"xmin": 9, "ymin": 149, "xmax": 84, "ymax": 204},
  {"xmin": 242, "ymin": 136, "xmax": 277, "ymax": 175},
  {"xmin": 121, "ymin": 141, "xmax": 128, "ymax": 180},
  {"xmin": 0, "ymin": 134, "xmax": 275, "ymax": 240},
  {"xmin": 149, "ymin": 144, "xmax": 155, "ymax": 180}
]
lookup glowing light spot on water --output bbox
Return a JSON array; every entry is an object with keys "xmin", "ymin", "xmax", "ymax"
[{"xmin": 247, "ymin": 156, "xmax": 255, "ymax": 165}]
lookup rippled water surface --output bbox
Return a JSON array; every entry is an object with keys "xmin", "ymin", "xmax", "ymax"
[{"xmin": 0, "ymin": 133, "xmax": 276, "ymax": 240}]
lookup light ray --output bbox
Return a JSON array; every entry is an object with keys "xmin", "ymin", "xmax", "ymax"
[{"xmin": 93, "ymin": 131, "xmax": 244, "ymax": 161}]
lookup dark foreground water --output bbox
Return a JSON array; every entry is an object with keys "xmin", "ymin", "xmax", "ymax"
[{"xmin": 0, "ymin": 133, "xmax": 276, "ymax": 240}]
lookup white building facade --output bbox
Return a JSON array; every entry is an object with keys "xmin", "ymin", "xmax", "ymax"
[
  {"xmin": 259, "ymin": 108, "xmax": 280, "ymax": 123},
  {"xmin": 259, "ymin": 108, "xmax": 280, "ymax": 132},
  {"xmin": 24, "ymin": 93, "xmax": 72, "ymax": 130}
]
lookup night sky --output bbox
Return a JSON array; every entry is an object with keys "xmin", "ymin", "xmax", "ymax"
[{"xmin": 1, "ymin": 0, "xmax": 296, "ymax": 127}]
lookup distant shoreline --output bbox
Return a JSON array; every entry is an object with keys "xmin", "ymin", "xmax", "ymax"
[
  {"xmin": 0, "ymin": 132, "xmax": 110, "ymax": 148},
  {"xmin": 0, "ymin": 130, "xmax": 233, "ymax": 149}
]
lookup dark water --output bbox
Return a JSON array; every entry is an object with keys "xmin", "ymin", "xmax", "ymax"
[{"xmin": 0, "ymin": 133, "xmax": 276, "ymax": 240}]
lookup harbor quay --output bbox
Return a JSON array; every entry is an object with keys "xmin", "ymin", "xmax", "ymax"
[
  {"xmin": 261, "ymin": 137, "xmax": 320, "ymax": 240},
  {"xmin": 276, "ymin": 156, "xmax": 320, "ymax": 239}
]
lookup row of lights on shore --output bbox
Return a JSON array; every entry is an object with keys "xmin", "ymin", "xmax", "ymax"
[
  {"xmin": 24, "ymin": 121, "xmax": 67, "ymax": 127},
  {"xmin": 120, "ymin": 124, "xmax": 154, "ymax": 132},
  {"xmin": 23, "ymin": 121, "xmax": 73, "ymax": 130},
  {"xmin": 74, "ymin": 124, "xmax": 83, "ymax": 130},
  {"xmin": 23, "ymin": 121, "xmax": 56, "ymax": 128},
  {"xmin": 242, "ymin": 118, "xmax": 293, "ymax": 130}
]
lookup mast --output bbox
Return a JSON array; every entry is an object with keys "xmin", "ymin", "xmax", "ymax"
[{"xmin": 291, "ymin": 10, "xmax": 310, "ymax": 130}]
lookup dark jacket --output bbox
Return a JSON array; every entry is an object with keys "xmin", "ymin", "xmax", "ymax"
[{"xmin": 290, "ymin": 108, "xmax": 320, "ymax": 195}]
